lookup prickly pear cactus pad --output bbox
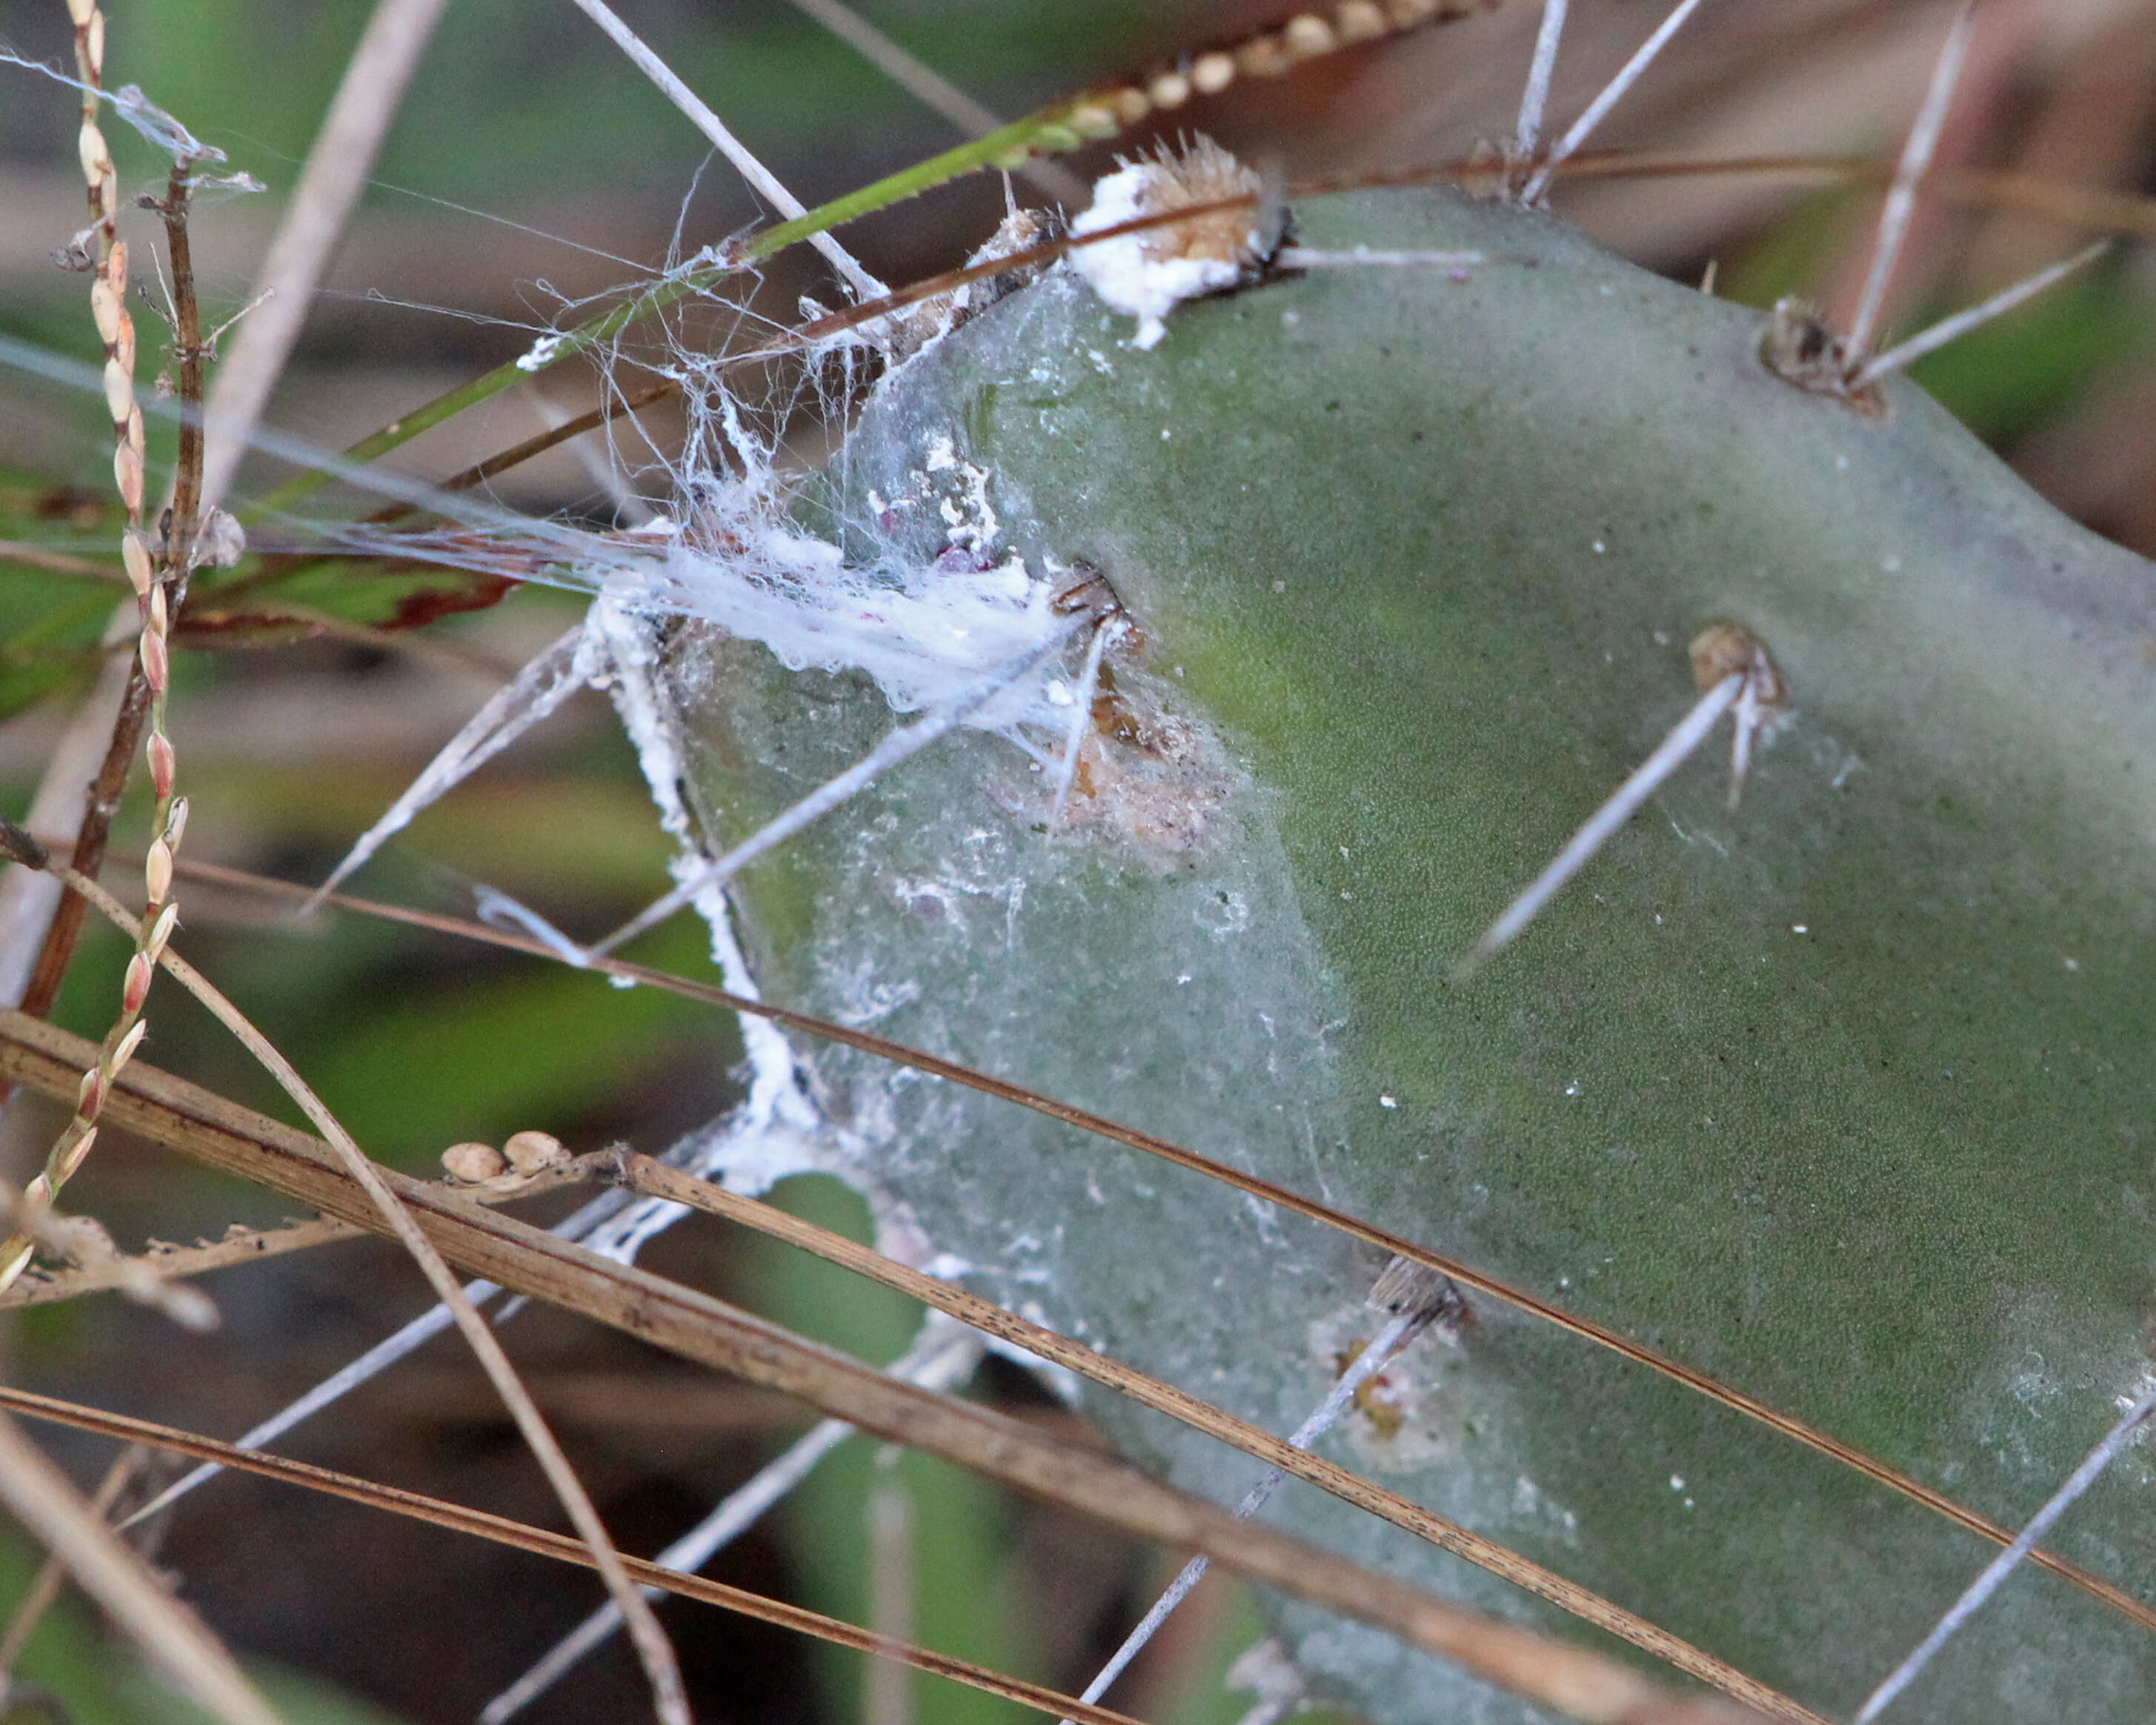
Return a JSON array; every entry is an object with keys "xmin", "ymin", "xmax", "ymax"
[{"xmin": 681, "ymin": 183, "xmax": 2156, "ymax": 1723}]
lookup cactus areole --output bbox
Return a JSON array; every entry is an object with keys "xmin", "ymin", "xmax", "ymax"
[{"xmin": 688, "ymin": 184, "xmax": 2156, "ymax": 1721}]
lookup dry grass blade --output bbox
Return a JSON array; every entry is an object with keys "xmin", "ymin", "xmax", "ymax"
[
  {"xmin": 197, "ymin": 0, "xmax": 453, "ymax": 514},
  {"xmin": 147, "ymin": 851, "xmax": 2156, "ymax": 1643},
  {"xmin": 608, "ymin": 1154, "xmax": 1820, "ymax": 1724},
  {"xmin": 780, "ymin": 0, "xmax": 1088, "ymax": 205},
  {"xmin": 14, "ymin": 852, "xmax": 689, "ymax": 1725},
  {"xmin": 0, "ymin": 1006, "xmax": 1768, "ymax": 1725},
  {"xmin": 0, "ymin": 1411, "xmax": 278, "ymax": 1725},
  {"xmin": 0, "ymin": 1385, "xmax": 1147, "ymax": 1725},
  {"xmin": 565, "ymin": 0, "xmax": 883, "ymax": 298},
  {"xmin": 0, "ymin": 1445, "xmax": 142, "ymax": 1687}
]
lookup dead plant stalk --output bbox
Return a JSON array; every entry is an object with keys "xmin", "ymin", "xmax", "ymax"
[{"xmin": 0, "ymin": 840, "xmax": 692, "ymax": 1725}]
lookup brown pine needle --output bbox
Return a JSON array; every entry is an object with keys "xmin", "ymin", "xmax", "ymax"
[
  {"xmin": 119, "ymin": 846, "xmax": 2156, "ymax": 1644},
  {"xmin": 0, "ymin": 1000, "xmax": 1769, "ymax": 1725},
  {"xmin": 17, "ymin": 844, "xmax": 690, "ymax": 1725},
  {"xmin": 606, "ymin": 1153, "xmax": 1817, "ymax": 1723},
  {"xmin": 0, "ymin": 1384, "xmax": 1149, "ymax": 1725}
]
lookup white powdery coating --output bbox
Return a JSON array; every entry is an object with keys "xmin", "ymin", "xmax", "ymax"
[
  {"xmin": 1071, "ymin": 159, "xmax": 1254, "ymax": 351},
  {"xmin": 516, "ymin": 333, "xmax": 568, "ymax": 373}
]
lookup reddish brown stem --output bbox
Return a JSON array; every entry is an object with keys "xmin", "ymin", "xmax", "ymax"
[{"xmin": 16, "ymin": 160, "xmax": 209, "ymax": 1025}]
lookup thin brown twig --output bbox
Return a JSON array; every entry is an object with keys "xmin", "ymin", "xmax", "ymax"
[
  {"xmin": 0, "ymin": 619, "xmax": 133, "ymax": 1014},
  {"xmin": 0, "ymin": 1157, "xmax": 595, "ymax": 1329},
  {"xmin": 138, "ymin": 849, "xmax": 2156, "ymax": 1645},
  {"xmin": 0, "ymin": 1153, "xmax": 594, "ymax": 1314},
  {"xmin": 11, "ymin": 849, "xmax": 691, "ymax": 1725},
  {"xmin": 0, "ymin": 1002, "xmax": 1763, "ymax": 1725},
  {"xmin": 0, "ymin": 1181, "xmax": 217, "ymax": 1330},
  {"xmin": 606, "ymin": 1151, "xmax": 1821, "ymax": 1724},
  {"xmin": 0, "ymin": 1385, "xmax": 1151, "ymax": 1725},
  {"xmin": 12, "ymin": 654, "xmax": 150, "ymax": 1019},
  {"xmin": 0, "ymin": 1409, "xmax": 276, "ymax": 1725},
  {"xmin": 0, "ymin": 1214, "xmax": 357, "ymax": 1309},
  {"xmin": 5, "ymin": 1218, "xmax": 333, "ymax": 1320}
]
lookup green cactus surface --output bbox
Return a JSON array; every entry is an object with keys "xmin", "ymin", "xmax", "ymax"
[{"xmin": 683, "ymin": 184, "xmax": 2156, "ymax": 1723}]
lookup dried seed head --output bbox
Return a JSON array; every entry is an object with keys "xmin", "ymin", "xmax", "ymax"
[
  {"xmin": 90, "ymin": 278, "xmax": 123, "ymax": 343},
  {"xmin": 110, "ymin": 1017, "xmax": 148, "ymax": 1074},
  {"xmin": 122, "ymin": 530, "xmax": 154, "ymax": 595},
  {"xmin": 144, "ymin": 900, "xmax": 179, "ymax": 960},
  {"xmin": 78, "ymin": 120, "xmax": 112, "ymax": 188},
  {"xmin": 442, "ymin": 1142, "xmax": 506, "ymax": 1183},
  {"xmin": 113, "ymin": 441, "xmax": 143, "ymax": 516},
  {"xmin": 144, "ymin": 836, "xmax": 173, "ymax": 905},
  {"xmin": 122, "ymin": 952, "xmax": 153, "ymax": 1016},
  {"xmin": 1235, "ymin": 34, "xmax": 1294, "ymax": 78},
  {"xmin": 101, "ymin": 356, "xmax": 131, "ymax": 423},
  {"xmin": 502, "ymin": 1130, "xmax": 570, "ymax": 1175}
]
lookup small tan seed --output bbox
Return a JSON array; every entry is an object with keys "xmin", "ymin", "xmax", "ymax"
[
  {"xmin": 1335, "ymin": 2, "xmax": 1389, "ymax": 44},
  {"xmin": 502, "ymin": 1129, "xmax": 570, "ymax": 1175},
  {"xmin": 442, "ymin": 1142, "xmax": 505, "ymax": 1183},
  {"xmin": 1285, "ymin": 15, "xmax": 1338, "ymax": 57},
  {"xmin": 1191, "ymin": 52, "xmax": 1237, "ymax": 94},
  {"xmin": 1148, "ymin": 71, "xmax": 1191, "ymax": 108}
]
